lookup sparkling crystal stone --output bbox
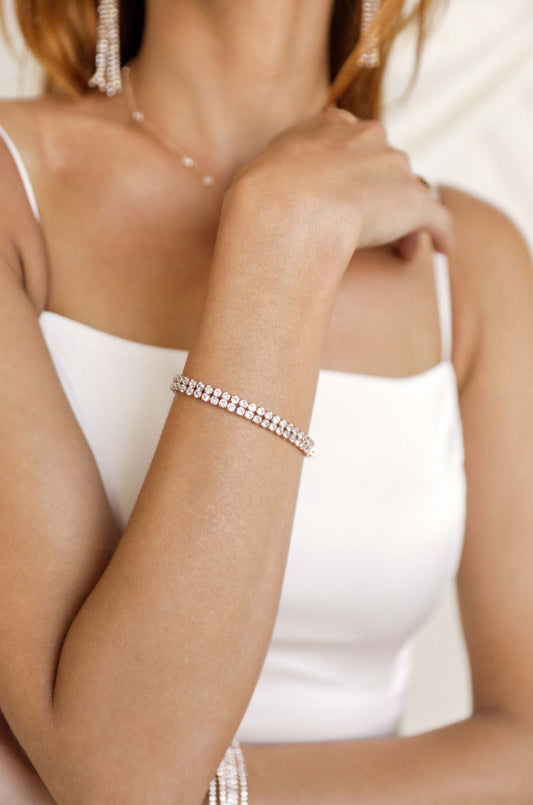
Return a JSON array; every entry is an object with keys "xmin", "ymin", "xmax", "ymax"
[
  {"xmin": 239, "ymin": 400, "xmax": 248, "ymax": 409},
  {"xmin": 253, "ymin": 415, "xmax": 262, "ymax": 424},
  {"xmin": 210, "ymin": 396, "xmax": 219, "ymax": 405},
  {"xmin": 276, "ymin": 426, "xmax": 284, "ymax": 435},
  {"xmin": 272, "ymin": 415, "xmax": 280, "ymax": 425},
  {"xmin": 286, "ymin": 424, "xmax": 294, "ymax": 433},
  {"xmin": 261, "ymin": 420, "xmax": 270, "ymax": 428},
  {"xmin": 244, "ymin": 410, "xmax": 254, "ymax": 419},
  {"xmin": 218, "ymin": 398, "xmax": 228, "ymax": 408},
  {"xmin": 202, "ymin": 392, "xmax": 211, "ymax": 402},
  {"xmin": 231, "ymin": 395, "xmax": 240, "ymax": 404},
  {"xmin": 197, "ymin": 382, "xmax": 205, "ymax": 391},
  {"xmin": 194, "ymin": 389, "xmax": 203, "ymax": 398},
  {"xmin": 182, "ymin": 156, "xmax": 194, "ymax": 167},
  {"xmin": 268, "ymin": 422, "xmax": 276, "ymax": 431},
  {"xmin": 205, "ymin": 385, "xmax": 213, "ymax": 394},
  {"xmin": 283, "ymin": 431, "xmax": 290, "ymax": 438},
  {"xmin": 227, "ymin": 403, "xmax": 236, "ymax": 412},
  {"xmin": 257, "ymin": 407, "xmax": 265, "ymax": 416},
  {"xmin": 279, "ymin": 419, "xmax": 287, "ymax": 428},
  {"xmin": 290, "ymin": 434, "xmax": 296, "ymax": 442},
  {"xmin": 264, "ymin": 411, "xmax": 272, "ymax": 420},
  {"xmin": 182, "ymin": 376, "xmax": 189, "ymax": 385},
  {"xmin": 186, "ymin": 387, "xmax": 194, "ymax": 395},
  {"xmin": 213, "ymin": 388, "xmax": 222, "ymax": 397},
  {"xmin": 189, "ymin": 379, "xmax": 197, "ymax": 387},
  {"xmin": 236, "ymin": 407, "xmax": 245, "ymax": 416},
  {"xmin": 248, "ymin": 403, "xmax": 257, "ymax": 413},
  {"xmin": 222, "ymin": 391, "xmax": 231, "ymax": 400}
]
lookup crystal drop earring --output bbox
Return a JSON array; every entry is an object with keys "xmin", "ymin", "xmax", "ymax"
[
  {"xmin": 358, "ymin": 0, "xmax": 381, "ymax": 68},
  {"xmin": 88, "ymin": 0, "xmax": 123, "ymax": 96}
]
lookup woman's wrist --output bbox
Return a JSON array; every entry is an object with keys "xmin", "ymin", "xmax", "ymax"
[{"xmin": 214, "ymin": 179, "xmax": 348, "ymax": 316}]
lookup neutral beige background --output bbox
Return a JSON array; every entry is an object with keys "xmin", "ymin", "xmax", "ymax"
[{"xmin": 1, "ymin": 0, "xmax": 531, "ymax": 737}]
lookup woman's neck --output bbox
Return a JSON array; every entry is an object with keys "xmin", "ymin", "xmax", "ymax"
[{"xmin": 126, "ymin": 0, "xmax": 334, "ymax": 177}]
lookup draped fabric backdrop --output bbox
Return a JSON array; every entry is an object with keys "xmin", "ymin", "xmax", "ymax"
[{"xmin": 0, "ymin": 0, "xmax": 531, "ymax": 734}]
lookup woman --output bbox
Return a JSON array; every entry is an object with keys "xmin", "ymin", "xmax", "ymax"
[{"xmin": 0, "ymin": 0, "xmax": 532, "ymax": 802}]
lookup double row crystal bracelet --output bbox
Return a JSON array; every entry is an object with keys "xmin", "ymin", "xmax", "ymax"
[
  {"xmin": 170, "ymin": 374, "xmax": 317, "ymax": 458},
  {"xmin": 209, "ymin": 738, "xmax": 248, "ymax": 805}
]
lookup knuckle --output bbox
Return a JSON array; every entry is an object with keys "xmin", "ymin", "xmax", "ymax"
[
  {"xmin": 387, "ymin": 146, "xmax": 411, "ymax": 168},
  {"xmin": 358, "ymin": 119, "xmax": 387, "ymax": 139},
  {"xmin": 396, "ymin": 148, "xmax": 412, "ymax": 166},
  {"xmin": 414, "ymin": 179, "xmax": 434, "ymax": 205},
  {"xmin": 323, "ymin": 104, "xmax": 344, "ymax": 118},
  {"xmin": 440, "ymin": 205, "xmax": 454, "ymax": 233}
]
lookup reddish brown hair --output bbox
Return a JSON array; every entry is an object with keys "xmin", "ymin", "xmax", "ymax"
[{"xmin": 2, "ymin": 0, "xmax": 445, "ymax": 120}]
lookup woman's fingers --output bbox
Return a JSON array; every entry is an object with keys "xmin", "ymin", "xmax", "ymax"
[
  {"xmin": 394, "ymin": 231, "xmax": 420, "ymax": 261},
  {"xmin": 229, "ymin": 106, "xmax": 456, "ymax": 287},
  {"xmin": 328, "ymin": 106, "xmax": 359, "ymax": 124},
  {"xmin": 425, "ymin": 198, "xmax": 456, "ymax": 255},
  {"xmin": 395, "ymin": 193, "xmax": 455, "ymax": 260}
]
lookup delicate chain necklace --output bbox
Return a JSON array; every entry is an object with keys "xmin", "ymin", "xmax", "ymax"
[{"xmin": 121, "ymin": 64, "xmax": 217, "ymax": 188}]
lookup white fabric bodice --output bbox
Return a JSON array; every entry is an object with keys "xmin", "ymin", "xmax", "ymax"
[{"xmin": 1, "ymin": 123, "xmax": 467, "ymax": 743}]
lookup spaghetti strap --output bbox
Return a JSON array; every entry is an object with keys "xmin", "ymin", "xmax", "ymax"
[
  {"xmin": 0, "ymin": 124, "xmax": 41, "ymax": 224},
  {"xmin": 430, "ymin": 183, "xmax": 453, "ymax": 363},
  {"xmin": 431, "ymin": 184, "xmax": 453, "ymax": 361},
  {"xmin": 433, "ymin": 251, "xmax": 453, "ymax": 363}
]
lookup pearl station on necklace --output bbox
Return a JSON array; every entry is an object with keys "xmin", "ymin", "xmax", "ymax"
[{"xmin": 121, "ymin": 64, "xmax": 216, "ymax": 188}]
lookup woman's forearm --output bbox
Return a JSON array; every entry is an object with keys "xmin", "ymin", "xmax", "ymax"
[
  {"xmin": 48, "ymin": 187, "xmax": 340, "ymax": 804},
  {"xmin": 8, "ymin": 711, "xmax": 531, "ymax": 804},
  {"xmin": 242, "ymin": 711, "xmax": 533, "ymax": 804}
]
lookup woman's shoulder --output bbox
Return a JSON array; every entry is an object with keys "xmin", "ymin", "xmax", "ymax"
[
  {"xmin": 0, "ymin": 94, "xmax": 71, "ymax": 158},
  {"xmin": 0, "ymin": 96, "xmax": 80, "ymax": 309},
  {"xmin": 0, "ymin": 97, "xmax": 53, "ymax": 309},
  {"xmin": 438, "ymin": 184, "xmax": 532, "ymax": 391},
  {"xmin": 438, "ymin": 184, "xmax": 531, "ymax": 277},
  {"xmin": 0, "ymin": 96, "xmax": 43, "ymax": 171},
  {"xmin": 0, "ymin": 93, "xmax": 126, "ymax": 311},
  {"xmin": 0, "ymin": 94, "xmax": 75, "ymax": 200},
  {"xmin": 0, "ymin": 93, "xmax": 113, "ymax": 171}
]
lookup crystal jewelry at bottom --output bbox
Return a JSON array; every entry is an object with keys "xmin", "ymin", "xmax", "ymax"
[
  {"xmin": 208, "ymin": 737, "xmax": 248, "ymax": 804},
  {"xmin": 170, "ymin": 373, "xmax": 317, "ymax": 458}
]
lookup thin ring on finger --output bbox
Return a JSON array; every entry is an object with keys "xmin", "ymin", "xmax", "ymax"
[
  {"xmin": 417, "ymin": 175, "xmax": 432, "ymax": 190},
  {"xmin": 416, "ymin": 174, "xmax": 440, "ymax": 201}
]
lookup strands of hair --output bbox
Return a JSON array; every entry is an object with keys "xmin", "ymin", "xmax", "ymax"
[{"xmin": 0, "ymin": 0, "xmax": 445, "ymax": 120}]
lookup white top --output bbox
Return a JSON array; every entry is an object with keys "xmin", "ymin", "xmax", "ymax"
[{"xmin": 1, "ymin": 124, "xmax": 467, "ymax": 743}]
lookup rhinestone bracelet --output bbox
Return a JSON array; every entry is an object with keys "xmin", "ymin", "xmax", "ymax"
[
  {"xmin": 208, "ymin": 738, "xmax": 248, "ymax": 804},
  {"xmin": 170, "ymin": 374, "xmax": 317, "ymax": 458}
]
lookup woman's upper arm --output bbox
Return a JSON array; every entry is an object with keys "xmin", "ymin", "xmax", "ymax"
[
  {"xmin": 441, "ymin": 185, "xmax": 533, "ymax": 726},
  {"xmin": 0, "ymin": 132, "xmax": 121, "ymax": 788}
]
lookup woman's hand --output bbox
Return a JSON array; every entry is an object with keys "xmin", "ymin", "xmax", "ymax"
[{"xmin": 223, "ymin": 105, "xmax": 454, "ymax": 287}]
